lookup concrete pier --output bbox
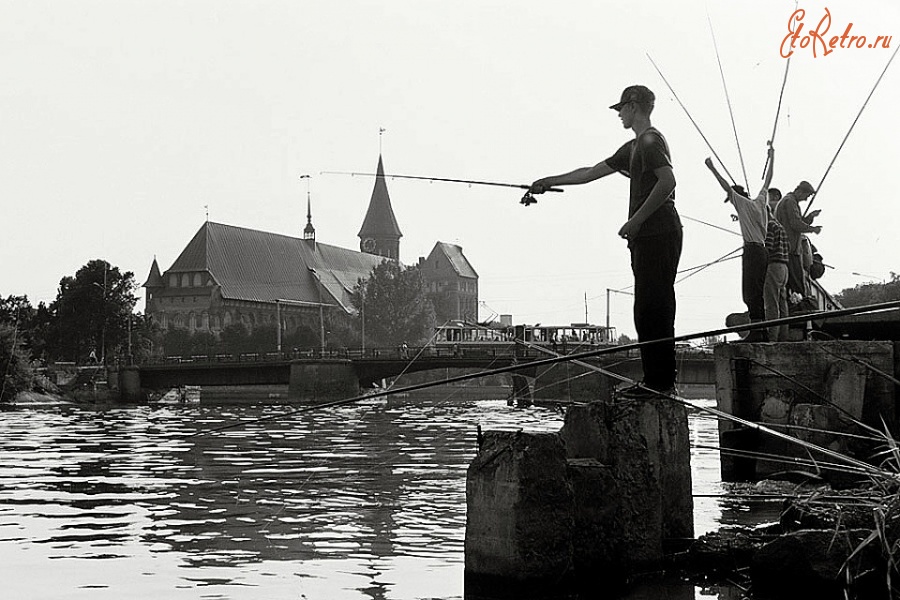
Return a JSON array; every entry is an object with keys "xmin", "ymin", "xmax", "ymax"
[
  {"xmin": 465, "ymin": 394, "xmax": 693, "ymax": 596},
  {"xmin": 287, "ymin": 359, "xmax": 359, "ymax": 401},
  {"xmin": 715, "ymin": 340, "xmax": 897, "ymax": 481}
]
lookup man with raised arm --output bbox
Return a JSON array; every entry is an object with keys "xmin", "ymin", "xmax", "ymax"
[
  {"xmin": 704, "ymin": 143, "xmax": 775, "ymax": 342},
  {"xmin": 529, "ymin": 85, "xmax": 682, "ymax": 398}
]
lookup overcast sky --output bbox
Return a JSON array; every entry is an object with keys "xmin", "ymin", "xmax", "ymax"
[{"xmin": 2, "ymin": 0, "xmax": 898, "ymax": 339}]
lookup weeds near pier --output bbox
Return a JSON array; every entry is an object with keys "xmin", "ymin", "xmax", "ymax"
[{"xmin": 838, "ymin": 422, "xmax": 900, "ymax": 596}]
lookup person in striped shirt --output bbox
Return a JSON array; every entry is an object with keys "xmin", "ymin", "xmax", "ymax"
[{"xmin": 764, "ymin": 188, "xmax": 791, "ymax": 342}]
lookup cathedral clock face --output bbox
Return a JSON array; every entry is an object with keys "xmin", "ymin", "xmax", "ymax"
[{"xmin": 362, "ymin": 238, "xmax": 376, "ymax": 252}]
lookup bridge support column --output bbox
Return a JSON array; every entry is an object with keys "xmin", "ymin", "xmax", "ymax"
[
  {"xmin": 289, "ymin": 359, "xmax": 359, "ymax": 402},
  {"xmin": 508, "ymin": 373, "xmax": 532, "ymax": 407},
  {"xmin": 118, "ymin": 366, "xmax": 144, "ymax": 403}
]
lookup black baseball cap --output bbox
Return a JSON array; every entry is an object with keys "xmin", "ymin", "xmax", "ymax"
[{"xmin": 610, "ymin": 85, "xmax": 655, "ymax": 111}]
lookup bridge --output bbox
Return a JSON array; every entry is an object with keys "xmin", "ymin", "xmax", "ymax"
[{"xmin": 124, "ymin": 345, "xmax": 715, "ymax": 402}]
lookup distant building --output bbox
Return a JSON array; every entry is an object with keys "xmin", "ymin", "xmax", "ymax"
[
  {"xmin": 142, "ymin": 220, "xmax": 385, "ymax": 340},
  {"xmin": 420, "ymin": 242, "xmax": 478, "ymax": 324},
  {"xmin": 143, "ymin": 154, "xmax": 478, "ymax": 346}
]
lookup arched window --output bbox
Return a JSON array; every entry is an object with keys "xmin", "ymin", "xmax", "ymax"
[
  {"xmin": 223, "ymin": 312, "xmax": 232, "ymax": 326},
  {"xmin": 181, "ymin": 273, "xmax": 190, "ymax": 288},
  {"xmin": 188, "ymin": 312, "xmax": 197, "ymax": 330},
  {"xmin": 193, "ymin": 273, "xmax": 202, "ymax": 287},
  {"xmin": 170, "ymin": 274, "xmax": 179, "ymax": 288}
]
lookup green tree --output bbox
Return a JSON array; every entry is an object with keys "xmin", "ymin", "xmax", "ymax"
[
  {"xmin": 350, "ymin": 260, "xmax": 435, "ymax": 347},
  {"xmin": 0, "ymin": 295, "xmax": 48, "ymax": 358},
  {"xmin": 834, "ymin": 273, "xmax": 900, "ymax": 308},
  {"xmin": 0, "ymin": 323, "xmax": 35, "ymax": 402},
  {"xmin": 161, "ymin": 328, "xmax": 192, "ymax": 357},
  {"xmin": 45, "ymin": 260, "xmax": 139, "ymax": 363},
  {"xmin": 220, "ymin": 323, "xmax": 250, "ymax": 355}
]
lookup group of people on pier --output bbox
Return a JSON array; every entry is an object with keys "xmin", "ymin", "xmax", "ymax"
[{"xmin": 705, "ymin": 146, "xmax": 823, "ymax": 342}]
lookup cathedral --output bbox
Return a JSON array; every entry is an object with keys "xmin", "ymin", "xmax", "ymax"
[{"xmin": 143, "ymin": 155, "xmax": 478, "ymax": 346}]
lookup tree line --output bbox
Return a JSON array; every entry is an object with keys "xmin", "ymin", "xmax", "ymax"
[{"xmin": 1, "ymin": 258, "xmax": 439, "ymax": 402}]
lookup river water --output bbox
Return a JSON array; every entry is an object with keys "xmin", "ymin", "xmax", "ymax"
[{"xmin": 0, "ymin": 392, "xmax": 775, "ymax": 599}]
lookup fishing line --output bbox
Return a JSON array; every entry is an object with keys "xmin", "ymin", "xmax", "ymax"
[
  {"xmin": 748, "ymin": 357, "xmax": 882, "ymax": 438},
  {"xmin": 521, "ymin": 327, "xmax": 889, "ymax": 478},
  {"xmin": 692, "ymin": 444, "xmax": 874, "ymax": 477},
  {"xmin": 814, "ymin": 344, "xmax": 900, "ymax": 390},
  {"xmin": 681, "ymin": 214, "xmax": 742, "ymax": 237},
  {"xmin": 675, "ymin": 247, "xmax": 742, "ymax": 285},
  {"xmin": 185, "ymin": 300, "xmax": 900, "ymax": 438},
  {"xmin": 805, "ymin": 42, "xmax": 900, "ymax": 217},
  {"xmin": 708, "ymin": 11, "xmax": 749, "ymax": 192},
  {"xmin": 647, "ymin": 53, "xmax": 737, "ymax": 186}
]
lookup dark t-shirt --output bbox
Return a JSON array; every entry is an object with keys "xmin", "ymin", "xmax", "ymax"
[{"xmin": 604, "ymin": 127, "xmax": 681, "ymax": 238}]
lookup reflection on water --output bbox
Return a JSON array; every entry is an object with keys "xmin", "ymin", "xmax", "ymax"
[{"xmin": 0, "ymin": 394, "xmax": 763, "ymax": 599}]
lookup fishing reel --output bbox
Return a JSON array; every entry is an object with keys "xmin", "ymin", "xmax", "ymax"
[{"xmin": 520, "ymin": 191, "xmax": 538, "ymax": 206}]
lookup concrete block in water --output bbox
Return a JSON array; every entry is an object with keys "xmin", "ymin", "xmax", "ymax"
[
  {"xmin": 465, "ymin": 397, "xmax": 694, "ymax": 593},
  {"xmin": 465, "ymin": 431, "xmax": 574, "ymax": 583}
]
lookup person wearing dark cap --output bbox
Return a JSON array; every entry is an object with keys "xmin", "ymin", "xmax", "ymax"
[
  {"xmin": 529, "ymin": 84, "xmax": 681, "ymax": 398},
  {"xmin": 774, "ymin": 180, "xmax": 821, "ymax": 297},
  {"xmin": 704, "ymin": 143, "xmax": 775, "ymax": 342}
]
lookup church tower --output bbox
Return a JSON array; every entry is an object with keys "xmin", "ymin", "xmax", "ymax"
[{"xmin": 357, "ymin": 154, "xmax": 402, "ymax": 260}]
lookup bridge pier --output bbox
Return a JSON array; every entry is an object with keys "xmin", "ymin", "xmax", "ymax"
[
  {"xmin": 508, "ymin": 373, "xmax": 532, "ymax": 406},
  {"xmin": 289, "ymin": 359, "xmax": 359, "ymax": 401},
  {"xmin": 119, "ymin": 366, "xmax": 144, "ymax": 403}
]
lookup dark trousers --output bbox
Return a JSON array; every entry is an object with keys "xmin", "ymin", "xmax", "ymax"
[
  {"xmin": 787, "ymin": 254, "xmax": 806, "ymax": 296},
  {"xmin": 742, "ymin": 243, "xmax": 767, "ymax": 321},
  {"xmin": 630, "ymin": 228, "xmax": 683, "ymax": 390}
]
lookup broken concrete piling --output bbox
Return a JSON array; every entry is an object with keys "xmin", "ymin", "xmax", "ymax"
[{"xmin": 465, "ymin": 392, "xmax": 693, "ymax": 597}]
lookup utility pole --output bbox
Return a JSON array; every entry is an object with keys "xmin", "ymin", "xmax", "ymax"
[{"xmin": 606, "ymin": 287, "xmax": 633, "ymax": 343}]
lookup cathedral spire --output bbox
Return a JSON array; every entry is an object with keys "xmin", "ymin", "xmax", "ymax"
[
  {"xmin": 301, "ymin": 174, "xmax": 315, "ymax": 243},
  {"xmin": 357, "ymin": 154, "xmax": 402, "ymax": 259}
]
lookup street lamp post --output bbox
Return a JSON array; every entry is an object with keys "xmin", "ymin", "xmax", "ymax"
[
  {"xmin": 275, "ymin": 300, "xmax": 282, "ymax": 353},
  {"xmin": 308, "ymin": 268, "xmax": 326, "ymax": 355},
  {"xmin": 92, "ymin": 264, "xmax": 108, "ymax": 364},
  {"xmin": 360, "ymin": 282, "xmax": 366, "ymax": 354}
]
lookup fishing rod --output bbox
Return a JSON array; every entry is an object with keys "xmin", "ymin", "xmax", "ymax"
[
  {"xmin": 188, "ymin": 299, "xmax": 900, "ymax": 438},
  {"xmin": 647, "ymin": 53, "xmax": 738, "ymax": 186},
  {"xmin": 761, "ymin": 26, "xmax": 793, "ymax": 179},
  {"xmin": 805, "ymin": 42, "xmax": 900, "ymax": 217},
  {"xmin": 321, "ymin": 170, "xmax": 564, "ymax": 206},
  {"xmin": 708, "ymin": 12, "xmax": 749, "ymax": 193},
  {"xmin": 515, "ymin": 321, "xmax": 889, "ymax": 478}
]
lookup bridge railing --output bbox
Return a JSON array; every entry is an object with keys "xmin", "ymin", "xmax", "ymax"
[{"xmin": 140, "ymin": 341, "xmax": 655, "ymax": 366}]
